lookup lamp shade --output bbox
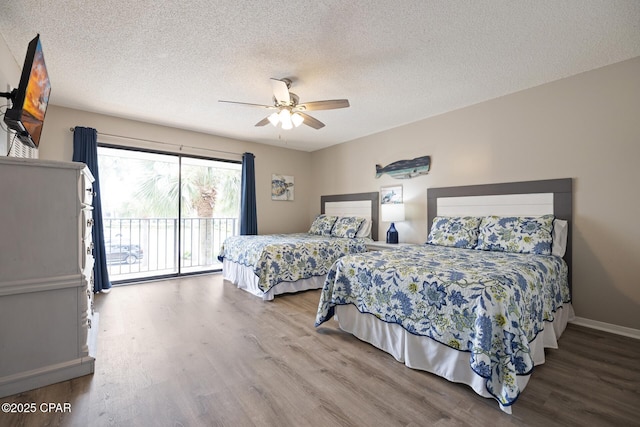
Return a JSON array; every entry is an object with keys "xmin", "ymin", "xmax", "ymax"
[
  {"xmin": 279, "ymin": 109, "xmax": 292, "ymax": 129},
  {"xmin": 380, "ymin": 203, "xmax": 405, "ymax": 223},
  {"xmin": 291, "ymin": 112, "xmax": 304, "ymax": 127},
  {"xmin": 267, "ymin": 112, "xmax": 280, "ymax": 126}
]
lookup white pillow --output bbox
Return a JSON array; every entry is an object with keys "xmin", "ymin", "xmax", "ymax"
[
  {"xmin": 355, "ymin": 218, "xmax": 372, "ymax": 238},
  {"xmin": 552, "ymin": 219, "xmax": 568, "ymax": 257}
]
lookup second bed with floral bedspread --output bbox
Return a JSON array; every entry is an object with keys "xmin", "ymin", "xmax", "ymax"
[{"xmin": 220, "ymin": 233, "xmax": 370, "ymax": 294}]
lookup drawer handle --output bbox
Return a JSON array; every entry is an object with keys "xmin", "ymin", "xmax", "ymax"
[
  {"xmin": 87, "ymin": 242, "xmax": 94, "ymax": 255},
  {"xmin": 86, "ymin": 187, "xmax": 96, "ymax": 197},
  {"xmin": 87, "ymin": 218, "xmax": 94, "ymax": 227}
]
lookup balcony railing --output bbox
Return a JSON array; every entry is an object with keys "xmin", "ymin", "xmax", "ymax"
[{"xmin": 103, "ymin": 217, "xmax": 238, "ymax": 281}]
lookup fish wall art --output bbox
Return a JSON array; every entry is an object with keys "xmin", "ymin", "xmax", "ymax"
[{"xmin": 375, "ymin": 155, "xmax": 431, "ymax": 179}]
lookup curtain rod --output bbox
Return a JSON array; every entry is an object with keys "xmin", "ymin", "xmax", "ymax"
[{"xmin": 69, "ymin": 127, "xmax": 244, "ymax": 158}]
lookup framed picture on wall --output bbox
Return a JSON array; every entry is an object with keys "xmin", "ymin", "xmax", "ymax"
[
  {"xmin": 272, "ymin": 174, "xmax": 294, "ymax": 201},
  {"xmin": 380, "ymin": 185, "xmax": 402, "ymax": 204}
]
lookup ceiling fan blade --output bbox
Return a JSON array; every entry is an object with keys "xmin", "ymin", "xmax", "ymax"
[
  {"xmin": 255, "ymin": 116, "xmax": 271, "ymax": 127},
  {"xmin": 297, "ymin": 99, "xmax": 350, "ymax": 111},
  {"xmin": 270, "ymin": 78, "xmax": 291, "ymax": 104},
  {"xmin": 299, "ymin": 112, "xmax": 325, "ymax": 129},
  {"xmin": 218, "ymin": 100, "xmax": 276, "ymax": 109}
]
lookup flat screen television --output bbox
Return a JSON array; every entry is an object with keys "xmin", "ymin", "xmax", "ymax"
[{"xmin": 3, "ymin": 34, "xmax": 51, "ymax": 149}]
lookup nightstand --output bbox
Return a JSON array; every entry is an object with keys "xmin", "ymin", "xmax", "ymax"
[{"xmin": 366, "ymin": 241, "xmax": 414, "ymax": 251}]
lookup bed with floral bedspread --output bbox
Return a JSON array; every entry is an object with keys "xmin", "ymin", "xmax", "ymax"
[
  {"xmin": 219, "ymin": 233, "xmax": 370, "ymax": 297},
  {"xmin": 315, "ymin": 244, "xmax": 571, "ymax": 409}
]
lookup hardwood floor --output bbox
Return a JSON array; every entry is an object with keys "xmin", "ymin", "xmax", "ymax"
[{"xmin": 2, "ymin": 274, "xmax": 639, "ymax": 426}]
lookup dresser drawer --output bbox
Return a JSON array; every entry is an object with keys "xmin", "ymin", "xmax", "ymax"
[
  {"xmin": 80, "ymin": 208, "xmax": 94, "ymax": 240},
  {"xmin": 81, "ymin": 242, "xmax": 95, "ymax": 278},
  {"xmin": 78, "ymin": 169, "xmax": 95, "ymax": 206}
]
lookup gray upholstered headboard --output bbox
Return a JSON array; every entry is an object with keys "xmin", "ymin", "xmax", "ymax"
[
  {"xmin": 427, "ymin": 178, "xmax": 573, "ymax": 294},
  {"xmin": 321, "ymin": 192, "xmax": 380, "ymax": 241}
]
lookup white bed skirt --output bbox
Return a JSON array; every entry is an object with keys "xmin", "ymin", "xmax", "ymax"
[
  {"xmin": 222, "ymin": 259, "xmax": 325, "ymax": 301},
  {"xmin": 335, "ymin": 302, "xmax": 575, "ymax": 414}
]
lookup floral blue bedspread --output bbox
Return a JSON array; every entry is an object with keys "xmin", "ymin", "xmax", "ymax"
[
  {"xmin": 219, "ymin": 233, "xmax": 370, "ymax": 293},
  {"xmin": 315, "ymin": 244, "xmax": 570, "ymax": 407}
]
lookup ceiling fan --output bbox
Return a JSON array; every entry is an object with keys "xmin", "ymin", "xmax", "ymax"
[{"xmin": 219, "ymin": 78, "xmax": 350, "ymax": 130}]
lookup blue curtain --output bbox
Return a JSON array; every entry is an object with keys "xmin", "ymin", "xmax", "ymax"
[
  {"xmin": 240, "ymin": 152, "xmax": 257, "ymax": 235},
  {"xmin": 73, "ymin": 127, "xmax": 111, "ymax": 293}
]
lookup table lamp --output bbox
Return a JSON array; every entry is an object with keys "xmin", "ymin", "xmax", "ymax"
[{"xmin": 381, "ymin": 203, "xmax": 405, "ymax": 244}]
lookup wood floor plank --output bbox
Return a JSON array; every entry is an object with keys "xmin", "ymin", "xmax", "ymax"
[{"xmin": 1, "ymin": 274, "xmax": 639, "ymax": 426}]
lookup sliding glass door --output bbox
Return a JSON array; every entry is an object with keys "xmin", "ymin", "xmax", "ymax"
[
  {"xmin": 97, "ymin": 146, "xmax": 241, "ymax": 283},
  {"xmin": 180, "ymin": 156, "xmax": 241, "ymax": 274}
]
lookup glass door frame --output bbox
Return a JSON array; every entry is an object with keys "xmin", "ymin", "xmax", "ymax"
[{"xmin": 98, "ymin": 143, "xmax": 241, "ymax": 285}]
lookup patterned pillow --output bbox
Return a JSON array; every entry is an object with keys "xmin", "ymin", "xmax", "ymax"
[
  {"xmin": 476, "ymin": 215, "xmax": 554, "ymax": 255},
  {"xmin": 331, "ymin": 216, "xmax": 366, "ymax": 238},
  {"xmin": 427, "ymin": 216, "xmax": 481, "ymax": 249},
  {"xmin": 308, "ymin": 214, "xmax": 338, "ymax": 236}
]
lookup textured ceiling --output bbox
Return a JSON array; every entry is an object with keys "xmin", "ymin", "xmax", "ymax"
[{"xmin": 1, "ymin": 1, "xmax": 639, "ymax": 152}]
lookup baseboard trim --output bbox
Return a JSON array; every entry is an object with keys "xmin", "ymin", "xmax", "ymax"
[
  {"xmin": 0, "ymin": 357, "xmax": 95, "ymax": 398},
  {"xmin": 570, "ymin": 317, "xmax": 640, "ymax": 340}
]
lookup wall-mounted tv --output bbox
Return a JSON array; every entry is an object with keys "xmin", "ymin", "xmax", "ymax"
[{"xmin": 3, "ymin": 34, "xmax": 51, "ymax": 149}]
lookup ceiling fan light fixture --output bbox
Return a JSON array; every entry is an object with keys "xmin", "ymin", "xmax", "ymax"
[
  {"xmin": 267, "ymin": 112, "xmax": 280, "ymax": 126},
  {"xmin": 278, "ymin": 108, "xmax": 290, "ymax": 120},
  {"xmin": 220, "ymin": 77, "xmax": 349, "ymax": 131},
  {"xmin": 291, "ymin": 112, "xmax": 304, "ymax": 127},
  {"xmin": 279, "ymin": 109, "xmax": 293, "ymax": 129},
  {"xmin": 280, "ymin": 118, "xmax": 293, "ymax": 130}
]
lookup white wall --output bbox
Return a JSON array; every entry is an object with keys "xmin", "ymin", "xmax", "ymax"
[
  {"xmin": 310, "ymin": 57, "xmax": 640, "ymax": 331},
  {"xmin": 0, "ymin": 33, "xmax": 20, "ymax": 155}
]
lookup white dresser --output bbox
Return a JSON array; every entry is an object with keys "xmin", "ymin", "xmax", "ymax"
[{"xmin": 0, "ymin": 157, "xmax": 97, "ymax": 397}]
